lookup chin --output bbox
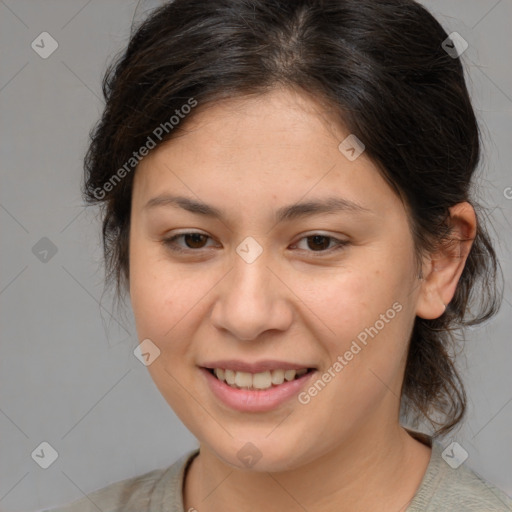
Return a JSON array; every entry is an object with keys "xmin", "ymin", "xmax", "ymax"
[{"xmin": 205, "ymin": 436, "xmax": 311, "ymax": 473}]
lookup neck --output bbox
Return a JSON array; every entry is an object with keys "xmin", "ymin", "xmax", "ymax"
[{"xmin": 183, "ymin": 424, "xmax": 431, "ymax": 512}]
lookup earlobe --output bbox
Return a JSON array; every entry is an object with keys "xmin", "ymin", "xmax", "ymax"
[
  {"xmin": 416, "ymin": 284, "xmax": 448, "ymax": 320},
  {"xmin": 415, "ymin": 202, "xmax": 476, "ymax": 320}
]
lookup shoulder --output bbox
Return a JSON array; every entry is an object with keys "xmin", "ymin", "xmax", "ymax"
[
  {"xmin": 407, "ymin": 439, "xmax": 512, "ymax": 511},
  {"xmin": 42, "ymin": 449, "xmax": 199, "ymax": 512}
]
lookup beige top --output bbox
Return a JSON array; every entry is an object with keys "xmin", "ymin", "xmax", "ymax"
[{"xmin": 45, "ymin": 430, "xmax": 512, "ymax": 511}]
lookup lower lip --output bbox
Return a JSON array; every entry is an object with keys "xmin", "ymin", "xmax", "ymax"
[{"xmin": 200, "ymin": 367, "xmax": 316, "ymax": 412}]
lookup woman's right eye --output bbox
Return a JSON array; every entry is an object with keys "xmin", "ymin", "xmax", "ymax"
[{"xmin": 162, "ymin": 232, "xmax": 216, "ymax": 253}]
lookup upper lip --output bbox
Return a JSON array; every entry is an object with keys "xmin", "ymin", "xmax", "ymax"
[{"xmin": 201, "ymin": 360, "xmax": 315, "ymax": 373}]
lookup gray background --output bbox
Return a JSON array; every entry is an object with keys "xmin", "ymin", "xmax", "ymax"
[{"xmin": 0, "ymin": 1, "xmax": 511, "ymax": 510}]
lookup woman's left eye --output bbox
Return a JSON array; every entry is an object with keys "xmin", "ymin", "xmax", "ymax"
[
  {"xmin": 291, "ymin": 234, "xmax": 349, "ymax": 254},
  {"xmin": 162, "ymin": 232, "xmax": 349, "ymax": 256}
]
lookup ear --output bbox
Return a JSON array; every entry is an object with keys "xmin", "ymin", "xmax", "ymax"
[{"xmin": 415, "ymin": 202, "xmax": 477, "ymax": 320}]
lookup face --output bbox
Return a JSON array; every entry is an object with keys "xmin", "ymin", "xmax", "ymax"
[{"xmin": 129, "ymin": 87, "xmax": 424, "ymax": 472}]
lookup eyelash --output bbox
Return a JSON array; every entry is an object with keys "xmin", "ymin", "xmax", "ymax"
[{"xmin": 161, "ymin": 232, "xmax": 349, "ymax": 257}]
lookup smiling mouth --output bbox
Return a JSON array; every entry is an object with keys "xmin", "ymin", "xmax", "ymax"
[{"xmin": 204, "ymin": 367, "xmax": 316, "ymax": 391}]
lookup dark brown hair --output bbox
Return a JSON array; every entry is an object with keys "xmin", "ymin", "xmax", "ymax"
[{"xmin": 82, "ymin": 0, "xmax": 503, "ymax": 438}]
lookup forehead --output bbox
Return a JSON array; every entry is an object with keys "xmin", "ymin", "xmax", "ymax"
[
  {"xmin": 140, "ymin": 86, "xmax": 348, "ymax": 165},
  {"xmin": 132, "ymin": 87, "xmax": 402, "ymax": 221}
]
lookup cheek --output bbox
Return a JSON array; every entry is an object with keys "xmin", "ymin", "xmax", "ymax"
[
  {"xmin": 129, "ymin": 242, "xmax": 217, "ymax": 356},
  {"xmin": 303, "ymin": 260, "xmax": 412, "ymax": 397},
  {"xmin": 129, "ymin": 239, "xmax": 181, "ymax": 338},
  {"xmin": 305, "ymin": 265, "xmax": 403, "ymax": 338},
  {"xmin": 303, "ymin": 271, "xmax": 410, "ymax": 420},
  {"xmin": 130, "ymin": 270, "xmax": 191, "ymax": 341}
]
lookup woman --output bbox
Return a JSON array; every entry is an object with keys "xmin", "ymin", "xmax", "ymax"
[{"xmin": 47, "ymin": 0, "xmax": 511, "ymax": 510}]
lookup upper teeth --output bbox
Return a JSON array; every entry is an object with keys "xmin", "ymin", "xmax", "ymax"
[{"xmin": 213, "ymin": 368, "xmax": 308, "ymax": 390}]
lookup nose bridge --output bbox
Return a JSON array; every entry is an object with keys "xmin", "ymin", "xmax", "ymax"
[
  {"xmin": 234, "ymin": 244, "xmax": 273, "ymax": 301},
  {"xmin": 210, "ymin": 240, "xmax": 292, "ymax": 340},
  {"xmin": 232, "ymin": 235, "xmax": 273, "ymax": 301}
]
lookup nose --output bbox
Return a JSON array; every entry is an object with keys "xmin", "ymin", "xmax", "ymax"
[{"xmin": 210, "ymin": 249, "xmax": 293, "ymax": 341}]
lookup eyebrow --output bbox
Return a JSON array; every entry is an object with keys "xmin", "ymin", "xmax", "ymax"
[{"xmin": 143, "ymin": 194, "xmax": 373, "ymax": 223}]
